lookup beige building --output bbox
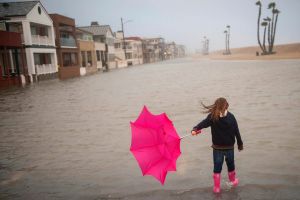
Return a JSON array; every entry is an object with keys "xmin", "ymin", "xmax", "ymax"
[
  {"xmin": 142, "ymin": 37, "xmax": 165, "ymax": 63},
  {"xmin": 125, "ymin": 37, "xmax": 143, "ymax": 66},
  {"xmin": 76, "ymin": 28, "xmax": 97, "ymax": 76},
  {"xmin": 94, "ymin": 41, "xmax": 106, "ymax": 71},
  {"xmin": 78, "ymin": 22, "xmax": 116, "ymax": 70}
]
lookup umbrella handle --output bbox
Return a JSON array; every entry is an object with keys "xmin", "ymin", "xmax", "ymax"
[
  {"xmin": 180, "ymin": 130, "xmax": 202, "ymax": 139},
  {"xmin": 180, "ymin": 134, "xmax": 192, "ymax": 140}
]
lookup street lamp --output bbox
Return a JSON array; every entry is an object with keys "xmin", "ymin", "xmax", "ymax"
[{"xmin": 121, "ymin": 18, "xmax": 133, "ymax": 59}]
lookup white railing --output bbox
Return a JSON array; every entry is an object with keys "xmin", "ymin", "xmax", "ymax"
[
  {"xmin": 31, "ymin": 35, "xmax": 53, "ymax": 46},
  {"xmin": 35, "ymin": 64, "xmax": 57, "ymax": 75}
]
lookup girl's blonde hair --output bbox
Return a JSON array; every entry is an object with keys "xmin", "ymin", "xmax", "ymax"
[{"xmin": 201, "ymin": 97, "xmax": 229, "ymax": 121}]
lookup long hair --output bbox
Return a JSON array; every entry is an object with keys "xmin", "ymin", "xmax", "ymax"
[{"xmin": 201, "ymin": 97, "xmax": 229, "ymax": 121}]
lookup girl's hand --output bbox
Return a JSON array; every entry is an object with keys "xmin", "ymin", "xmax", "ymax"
[
  {"xmin": 238, "ymin": 145, "xmax": 243, "ymax": 151},
  {"xmin": 191, "ymin": 130, "xmax": 197, "ymax": 136},
  {"xmin": 191, "ymin": 130, "xmax": 201, "ymax": 136}
]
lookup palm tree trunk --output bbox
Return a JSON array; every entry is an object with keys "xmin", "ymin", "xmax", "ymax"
[
  {"xmin": 267, "ymin": 23, "xmax": 271, "ymax": 52},
  {"xmin": 263, "ymin": 26, "xmax": 267, "ymax": 53},
  {"xmin": 257, "ymin": 6, "xmax": 264, "ymax": 53},
  {"xmin": 269, "ymin": 12, "xmax": 275, "ymax": 53},
  {"xmin": 227, "ymin": 32, "xmax": 230, "ymax": 54},
  {"xmin": 270, "ymin": 13, "xmax": 279, "ymax": 53}
]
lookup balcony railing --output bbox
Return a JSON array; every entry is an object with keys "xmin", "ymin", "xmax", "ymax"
[
  {"xmin": 35, "ymin": 64, "xmax": 57, "ymax": 75},
  {"xmin": 60, "ymin": 37, "xmax": 76, "ymax": 47},
  {"xmin": 31, "ymin": 35, "xmax": 53, "ymax": 46}
]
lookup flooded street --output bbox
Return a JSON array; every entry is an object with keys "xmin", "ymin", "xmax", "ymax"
[{"xmin": 1, "ymin": 58, "xmax": 300, "ymax": 199}]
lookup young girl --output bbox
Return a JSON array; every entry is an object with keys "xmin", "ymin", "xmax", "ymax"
[{"xmin": 191, "ymin": 97, "xmax": 243, "ymax": 193}]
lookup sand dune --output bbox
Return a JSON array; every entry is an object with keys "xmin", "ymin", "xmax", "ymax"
[{"xmin": 193, "ymin": 43, "xmax": 300, "ymax": 60}]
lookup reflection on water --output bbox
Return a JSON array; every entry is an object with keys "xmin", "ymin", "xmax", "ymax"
[{"xmin": 1, "ymin": 58, "xmax": 300, "ymax": 199}]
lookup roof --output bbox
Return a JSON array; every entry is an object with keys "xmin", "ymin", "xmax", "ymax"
[
  {"xmin": 77, "ymin": 25, "xmax": 113, "ymax": 36},
  {"xmin": 75, "ymin": 28, "xmax": 93, "ymax": 35},
  {"xmin": 0, "ymin": 1, "xmax": 39, "ymax": 17},
  {"xmin": 125, "ymin": 37, "xmax": 142, "ymax": 41}
]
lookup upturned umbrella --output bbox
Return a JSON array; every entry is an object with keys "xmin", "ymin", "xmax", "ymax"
[{"xmin": 130, "ymin": 106, "xmax": 183, "ymax": 185}]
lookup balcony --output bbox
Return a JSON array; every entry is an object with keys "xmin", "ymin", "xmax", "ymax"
[
  {"xmin": 35, "ymin": 64, "xmax": 57, "ymax": 75},
  {"xmin": 60, "ymin": 37, "xmax": 76, "ymax": 47},
  {"xmin": 31, "ymin": 35, "xmax": 52, "ymax": 46},
  {"xmin": 0, "ymin": 30, "xmax": 22, "ymax": 47}
]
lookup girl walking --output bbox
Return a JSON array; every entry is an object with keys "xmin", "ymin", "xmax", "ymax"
[{"xmin": 191, "ymin": 97, "xmax": 243, "ymax": 193}]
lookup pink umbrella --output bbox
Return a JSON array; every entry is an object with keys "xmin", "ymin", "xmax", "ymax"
[{"xmin": 130, "ymin": 106, "xmax": 183, "ymax": 185}]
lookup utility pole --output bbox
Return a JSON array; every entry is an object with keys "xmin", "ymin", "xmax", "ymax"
[{"xmin": 121, "ymin": 18, "xmax": 126, "ymax": 59}]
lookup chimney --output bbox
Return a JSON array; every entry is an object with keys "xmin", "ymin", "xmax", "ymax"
[{"xmin": 91, "ymin": 21, "xmax": 99, "ymax": 26}]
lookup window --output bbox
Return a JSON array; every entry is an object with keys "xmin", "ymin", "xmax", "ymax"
[
  {"xmin": 0, "ymin": 51, "xmax": 6, "ymax": 76},
  {"xmin": 0, "ymin": 22, "xmax": 6, "ymax": 31},
  {"xmin": 96, "ymin": 50, "xmax": 101, "ymax": 61},
  {"xmin": 31, "ymin": 25, "xmax": 48, "ymax": 36},
  {"xmin": 81, "ymin": 51, "xmax": 86, "ymax": 67},
  {"xmin": 125, "ymin": 53, "xmax": 132, "ymax": 59},
  {"xmin": 34, "ymin": 53, "xmax": 51, "ymax": 65},
  {"xmin": 101, "ymin": 51, "xmax": 105, "ymax": 61},
  {"xmin": 114, "ymin": 43, "xmax": 121, "ymax": 49},
  {"xmin": 63, "ymin": 53, "xmax": 77, "ymax": 66},
  {"xmin": 87, "ymin": 51, "xmax": 92, "ymax": 66}
]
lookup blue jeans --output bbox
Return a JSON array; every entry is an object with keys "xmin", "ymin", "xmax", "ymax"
[{"xmin": 213, "ymin": 149, "xmax": 235, "ymax": 173}]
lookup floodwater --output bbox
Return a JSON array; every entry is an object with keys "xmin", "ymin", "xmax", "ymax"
[{"xmin": 0, "ymin": 58, "xmax": 300, "ymax": 200}]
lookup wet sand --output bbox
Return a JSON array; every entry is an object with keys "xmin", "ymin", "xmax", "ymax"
[
  {"xmin": 193, "ymin": 43, "xmax": 300, "ymax": 60},
  {"xmin": 0, "ymin": 58, "xmax": 300, "ymax": 199}
]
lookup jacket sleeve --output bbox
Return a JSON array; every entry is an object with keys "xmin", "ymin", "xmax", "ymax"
[
  {"xmin": 233, "ymin": 116, "xmax": 243, "ymax": 147},
  {"xmin": 192, "ymin": 114, "xmax": 211, "ymax": 131}
]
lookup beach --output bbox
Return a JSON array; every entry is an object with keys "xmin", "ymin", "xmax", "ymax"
[
  {"xmin": 0, "ymin": 58, "xmax": 300, "ymax": 199},
  {"xmin": 193, "ymin": 43, "xmax": 300, "ymax": 60}
]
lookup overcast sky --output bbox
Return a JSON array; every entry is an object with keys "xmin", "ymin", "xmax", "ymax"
[{"xmin": 3, "ymin": 0, "xmax": 300, "ymax": 52}]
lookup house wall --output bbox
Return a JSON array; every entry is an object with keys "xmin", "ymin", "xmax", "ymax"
[
  {"xmin": 78, "ymin": 40, "xmax": 97, "ymax": 75},
  {"xmin": 26, "ymin": 3, "xmax": 55, "ymax": 46},
  {"xmin": 51, "ymin": 14, "xmax": 80, "ymax": 80},
  {"xmin": 94, "ymin": 42, "xmax": 105, "ymax": 70}
]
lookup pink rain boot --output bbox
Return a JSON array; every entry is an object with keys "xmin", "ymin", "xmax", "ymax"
[
  {"xmin": 213, "ymin": 173, "xmax": 221, "ymax": 193},
  {"xmin": 228, "ymin": 170, "xmax": 239, "ymax": 187}
]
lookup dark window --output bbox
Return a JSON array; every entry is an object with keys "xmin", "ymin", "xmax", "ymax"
[
  {"xmin": 34, "ymin": 53, "xmax": 51, "ymax": 65},
  {"xmin": 96, "ymin": 50, "xmax": 101, "ymax": 61},
  {"xmin": 63, "ymin": 53, "xmax": 77, "ymax": 67},
  {"xmin": 87, "ymin": 51, "xmax": 92, "ymax": 66}
]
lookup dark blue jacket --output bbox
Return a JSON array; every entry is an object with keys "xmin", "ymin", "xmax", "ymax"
[{"xmin": 193, "ymin": 112, "xmax": 243, "ymax": 149}]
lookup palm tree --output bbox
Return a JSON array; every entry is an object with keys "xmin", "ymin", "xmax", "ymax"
[
  {"xmin": 261, "ymin": 21, "xmax": 268, "ymax": 53},
  {"xmin": 263, "ymin": 17, "xmax": 272, "ymax": 49},
  {"xmin": 270, "ymin": 9, "xmax": 280, "ymax": 53},
  {"xmin": 255, "ymin": 1, "xmax": 264, "ymax": 53},
  {"xmin": 268, "ymin": 2, "xmax": 276, "ymax": 53},
  {"xmin": 224, "ymin": 30, "xmax": 228, "ymax": 54},
  {"xmin": 226, "ymin": 25, "xmax": 231, "ymax": 54}
]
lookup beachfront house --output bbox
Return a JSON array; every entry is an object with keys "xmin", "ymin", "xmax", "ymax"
[
  {"xmin": 0, "ymin": 26, "xmax": 28, "ymax": 88},
  {"xmin": 0, "ymin": 1, "xmax": 58, "ymax": 82},
  {"xmin": 124, "ymin": 37, "xmax": 143, "ymax": 66},
  {"xmin": 114, "ymin": 31, "xmax": 127, "ymax": 68},
  {"xmin": 75, "ymin": 28, "xmax": 97, "ymax": 76},
  {"xmin": 50, "ymin": 14, "xmax": 80, "ymax": 79},
  {"xmin": 78, "ymin": 22, "xmax": 116, "ymax": 70},
  {"xmin": 142, "ymin": 37, "xmax": 165, "ymax": 63},
  {"xmin": 164, "ymin": 42, "xmax": 177, "ymax": 60},
  {"xmin": 176, "ymin": 44, "xmax": 186, "ymax": 58}
]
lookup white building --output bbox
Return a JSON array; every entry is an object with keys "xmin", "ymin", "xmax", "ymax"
[
  {"xmin": 125, "ymin": 37, "xmax": 143, "ymax": 66},
  {"xmin": 1, "ymin": 1, "xmax": 58, "ymax": 82},
  {"xmin": 114, "ymin": 31, "xmax": 127, "ymax": 68}
]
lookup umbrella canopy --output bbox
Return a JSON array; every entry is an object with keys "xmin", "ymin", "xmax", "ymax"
[{"xmin": 130, "ymin": 106, "xmax": 181, "ymax": 185}]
